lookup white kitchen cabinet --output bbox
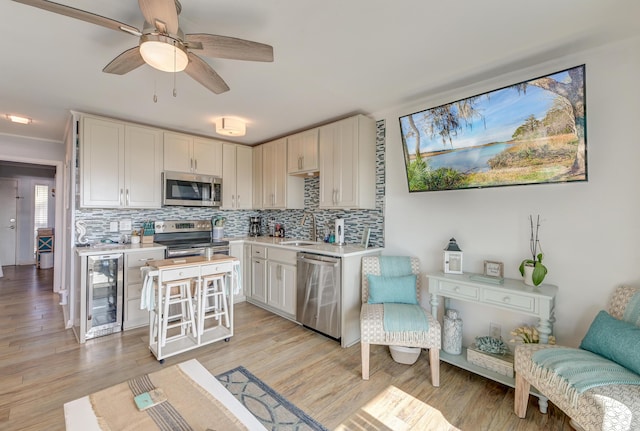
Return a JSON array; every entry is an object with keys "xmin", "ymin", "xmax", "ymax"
[
  {"xmin": 164, "ymin": 132, "xmax": 222, "ymax": 176},
  {"xmin": 123, "ymin": 248, "xmax": 165, "ymax": 330},
  {"xmin": 252, "ymin": 145, "xmax": 263, "ymax": 209},
  {"xmin": 266, "ymin": 249, "xmax": 297, "ymax": 317},
  {"xmin": 81, "ymin": 116, "xmax": 162, "ymax": 208},
  {"xmin": 319, "ymin": 114, "xmax": 376, "ymax": 209},
  {"xmin": 287, "ymin": 128, "xmax": 319, "ymax": 175},
  {"xmin": 261, "ymin": 138, "xmax": 304, "ymax": 209},
  {"xmin": 250, "ymin": 245, "xmax": 267, "ymax": 304},
  {"xmin": 222, "ymin": 143, "xmax": 253, "ymax": 209}
]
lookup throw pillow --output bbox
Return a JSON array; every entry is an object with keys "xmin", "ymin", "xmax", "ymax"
[
  {"xmin": 367, "ymin": 274, "xmax": 418, "ymax": 304},
  {"xmin": 580, "ymin": 310, "xmax": 640, "ymax": 375}
]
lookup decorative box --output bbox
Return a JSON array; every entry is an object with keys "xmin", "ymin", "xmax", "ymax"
[{"xmin": 467, "ymin": 344, "xmax": 514, "ymax": 377}]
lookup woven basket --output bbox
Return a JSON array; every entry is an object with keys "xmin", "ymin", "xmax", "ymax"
[{"xmin": 467, "ymin": 344, "xmax": 514, "ymax": 377}]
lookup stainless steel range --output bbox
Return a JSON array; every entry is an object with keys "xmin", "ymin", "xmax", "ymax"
[{"xmin": 154, "ymin": 220, "xmax": 229, "ymax": 258}]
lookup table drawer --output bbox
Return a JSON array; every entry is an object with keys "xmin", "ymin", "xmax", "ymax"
[
  {"xmin": 436, "ymin": 281, "xmax": 479, "ymax": 301},
  {"xmin": 252, "ymin": 245, "xmax": 268, "ymax": 259},
  {"xmin": 161, "ymin": 266, "xmax": 200, "ymax": 282},
  {"xmin": 482, "ymin": 289, "xmax": 536, "ymax": 313},
  {"xmin": 201, "ymin": 262, "xmax": 233, "ymax": 276}
]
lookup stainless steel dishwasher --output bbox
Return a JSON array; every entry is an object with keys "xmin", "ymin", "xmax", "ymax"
[{"xmin": 296, "ymin": 252, "xmax": 341, "ymax": 340}]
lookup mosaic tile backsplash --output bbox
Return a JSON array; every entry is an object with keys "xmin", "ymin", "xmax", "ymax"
[{"xmin": 75, "ymin": 120, "xmax": 386, "ymax": 248}]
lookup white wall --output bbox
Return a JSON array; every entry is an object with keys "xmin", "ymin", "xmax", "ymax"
[{"xmin": 375, "ymin": 35, "xmax": 640, "ymax": 348}]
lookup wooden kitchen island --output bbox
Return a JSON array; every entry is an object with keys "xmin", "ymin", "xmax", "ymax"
[{"xmin": 144, "ymin": 255, "xmax": 239, "ymax": 362}]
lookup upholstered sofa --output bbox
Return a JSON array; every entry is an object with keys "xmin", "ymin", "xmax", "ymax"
[{"xmin": 514, "ymin": 285, "xmax": 640, "ymax": 431}]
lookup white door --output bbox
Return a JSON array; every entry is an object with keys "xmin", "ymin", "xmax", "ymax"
[{"xmin": 0, "ymin": 179, "xmax": 18, "ymax": 266}]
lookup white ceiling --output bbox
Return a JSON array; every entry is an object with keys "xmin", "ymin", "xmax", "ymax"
[{"xmin": 1, "ymin": 0, "xmax": 639, "ymax": 146}]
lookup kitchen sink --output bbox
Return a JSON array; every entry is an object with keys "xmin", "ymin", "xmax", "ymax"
[{"xmin": 280, "ymin": 240, "xmax": 318, "ymax": 246}]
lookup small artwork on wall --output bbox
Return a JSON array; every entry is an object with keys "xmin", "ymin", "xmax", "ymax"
[{"xmin": 399, "ymin": 64, "xmax": 587, "ymax": 192}]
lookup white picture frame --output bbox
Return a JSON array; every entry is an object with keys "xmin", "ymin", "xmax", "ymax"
[{"xmin": 484, "ymin": 260, "xmax": 504, "ymax": 278}]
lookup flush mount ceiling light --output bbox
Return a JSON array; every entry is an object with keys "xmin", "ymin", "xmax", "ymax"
[
  {"xmin": 6, "ymin": 114, "xmax": 32, "ymax": 125},
  {"xmin": 216, "ymin": 117, "xmax": 246, "ymax": 137},
  {"xmin": 139, "ymin": 34, "xmax": 189, "ymax": 72}
]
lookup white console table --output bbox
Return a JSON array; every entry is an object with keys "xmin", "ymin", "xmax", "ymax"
[{"xmin": 427, "ymin": 271, "xmax": 557, "ymax": 413}]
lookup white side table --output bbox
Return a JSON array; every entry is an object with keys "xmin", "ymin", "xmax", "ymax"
[{"xmin": 427, "ymin": 271, "xmax": 557, "ymax": 413}]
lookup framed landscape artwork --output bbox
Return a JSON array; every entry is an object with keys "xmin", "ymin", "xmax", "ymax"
[{"xmin": 399, "ymin": 65, "xmax": 587, "ymax": 192}]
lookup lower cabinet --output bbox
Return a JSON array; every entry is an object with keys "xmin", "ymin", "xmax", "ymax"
[
  {"xmin": 248, "ymin": 245, "xmax": 296, "ymax": 319},
  {"xmin": 123, "ymin": 248, "xmax": 165, "ymax": 330},
  {"xmin": 266, "ymin": 251, "xmax": 296, "ymax": 317}
]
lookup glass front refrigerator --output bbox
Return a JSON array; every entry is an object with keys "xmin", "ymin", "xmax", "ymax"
[{"xmin": 86, "ymin": 253, "xmax": 124, "ymax": 340}]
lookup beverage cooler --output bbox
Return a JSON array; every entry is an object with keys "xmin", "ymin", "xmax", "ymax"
[{"xmin": 84, "ymin": 254, "xmax": 124, "ymax": 340}]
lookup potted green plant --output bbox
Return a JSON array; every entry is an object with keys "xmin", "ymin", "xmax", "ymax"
[{"xmin": 519, "ymin": 214, "xmax": 548, "ymax": 286}]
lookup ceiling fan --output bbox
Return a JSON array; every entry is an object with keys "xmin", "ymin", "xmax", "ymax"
[{"xmin": 13, "ymin": 0, "xmax": 274, "ymax": 94}]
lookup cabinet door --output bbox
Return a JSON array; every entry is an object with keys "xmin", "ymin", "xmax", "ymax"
[
  {"xmin": 287, "ymin": 128, "xmax": 319, "ymax": 174},
  {"xmin": 251, "ymin": 257, "xmax": 267, "ymax": 303},
  {"xmin": 193, "ymin": 138, "xmax": 223, "ymax": 176},
  {"xmin": 163, "ymin": 132, "xmax": 193, "ymax": 173},
  {"xmin": 318, "ymin": 122, "xmax": 337, "ymax": 208},
  {"xmin": 267, "ymin": 261, "xmax": 296, "ymax": 315},
  {"xmin": 125, "ymin": 125, "xmax": 163, "ymax": 208},
  {"xmin": 262, "ymin": 138, "xmax": 287, "ymax": 208},
  {"xmin": 252, "ymin": 145, "xmax": 263, "ymax": 209},
  {"xmin": 81, "ymin": 116, "xmax": 125, "ymax": 207},
  {"xmin": 332, "ymin": 117, "xmax": 358, "ymax": 208},
  {"xmin": 235, "ymin": 145, "xmax": 253, "ymax": 209},
  {"xmin": 221, "ymin": 143, "xmax": 237, "ymax": 209}
]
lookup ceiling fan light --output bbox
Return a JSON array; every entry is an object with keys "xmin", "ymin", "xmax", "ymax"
[
  {"xmin": 140, "ymin": 35, "xmax": 188, "ymax": 72},
  {"xmin": 216, "ymin": 117, "xmax": 246, "ymax": 137},
  {"xmin": 6, "ymin": 114, "xmax": 32, "ymax": 125}
]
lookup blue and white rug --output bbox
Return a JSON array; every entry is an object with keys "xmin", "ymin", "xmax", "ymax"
[{"xmin": 217, "ymin": 366, "xmax": 328, "ymax": 431}]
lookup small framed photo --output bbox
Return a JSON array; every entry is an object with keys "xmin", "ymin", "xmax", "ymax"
[{"xmin": 484, "ymin": 260, "xmax": 504, "ymax": 278}]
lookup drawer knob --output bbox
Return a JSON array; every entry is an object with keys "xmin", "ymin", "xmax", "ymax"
[
  {"xmin": 503, "ymin": 296, "xmax": 511, "ymax": 303},
  {"xmin": 179, "ymin": 271, "xmax": 184, "ymax": 276},
  {"xmin": 454, "ymin": 286, "xmax": 460, "ymax": 293}
]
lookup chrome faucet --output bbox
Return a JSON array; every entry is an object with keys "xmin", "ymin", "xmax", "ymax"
[{"xmin": 300, "ymin": 212, "xmax": 317, "ymax": 242}]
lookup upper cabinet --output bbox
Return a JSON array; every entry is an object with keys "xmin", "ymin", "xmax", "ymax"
[
  {"xmin": 319, "ymin": 115, "xmax": 376, "ymax": 209},
  {"xmin": 222, "ymin": 143, "xmax": 253, "ymax": 210},
  {"xmin": 287, "ymin": 128, "xmax": 319, "ymax": 176},
  {"xmin": 164, "ymin": 132, "xmax": 222, "ymax": 176},
  {"xmin": 261, "ymin": 138, "xmax": 303, "ymax": 209},
  {"xmin": 252, "ymin": 145, "xmax": 263, "ymax": 209},
  {"xmin": 80, "ymin": 115, "xmax": 163, "ymax": 209}
]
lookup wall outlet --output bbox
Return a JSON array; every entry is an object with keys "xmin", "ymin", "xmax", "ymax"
[
  {"xmin": 490, "ymin": 322, "xmax": 502, "ymax": 339},
  {"xmin": 109, "ymin": 221, "xmax": 118, "ymax": 232},
  {"xmin": 119, "ymin": 219, "xmax": 132, "ymax": 231}
]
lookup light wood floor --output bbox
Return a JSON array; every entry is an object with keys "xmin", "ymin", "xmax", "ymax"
[{"xmin": 0, "ymin": 265, "xmax": 572, "ymax": 431}]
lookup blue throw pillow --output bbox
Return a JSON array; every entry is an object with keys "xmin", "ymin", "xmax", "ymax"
[
  {"xmin": 580, "ymin": 310, "xmax": 640, "ymax": 375},
  {"xmin": 367, "ymin": 274, "xmax": 418, "ymax": 304}
]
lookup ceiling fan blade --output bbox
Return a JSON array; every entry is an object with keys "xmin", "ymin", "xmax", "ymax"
[
  {"xmin": 12, "ymin": 0, "xmax": 141, "ymax": 36},
  {"xmin": 184, "ymin": 53, "xmax": 230, "ymax": 94},
  {"xmin": 103, "ymin": 47, "xmax": 146, "ymax": 75},
  {"xmin": 185, "ymin": 34, "xmax": 274, "ymax": 62},
  {"xmin": 138, "ymin": 0, "xmax": 179, "ymax": 35}
]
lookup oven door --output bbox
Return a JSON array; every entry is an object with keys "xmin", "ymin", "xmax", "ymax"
[
  {"xmin": 162, "ymin": 171, "xmax": 221, "ymax": 207},
  {"xmin": 165, "ymin": 245, "xmax": 230, "ymax": 259}
]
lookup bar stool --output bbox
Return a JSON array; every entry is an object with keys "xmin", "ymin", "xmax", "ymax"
[
  {"xmin": 198, "ymin": 273, "xmax": 229, "ymax": 343},
  {"xmin": 160, "ymin": 278, "xmax": 197, "ymax": 347}
]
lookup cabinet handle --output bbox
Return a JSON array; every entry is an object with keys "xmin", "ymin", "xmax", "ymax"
[
  {"xmin": 126, "ymin": 189, "xmax": 130, "ymax": 206},
  {"xmin": 237, "ymin": 195, "xmax": 240, "ymax": 207},
  {"xmin": 119, "ymin": 189, "xmax": 123, "ymax": 206},
  {"xmin": 194, "ymin": 159, "xmax": 198, "ymax": 171},
  {"xmin": 298, "ymin": 156, "xmax": 302, "ymax": 170},
  {"xmin": 138, "ymin": 258, "xmax": 154, "ymax": 262},
  {"xmin": 190, "ymin": 158, "xmax": 193, "ymax": 170}
]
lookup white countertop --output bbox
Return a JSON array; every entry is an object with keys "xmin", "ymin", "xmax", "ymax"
[
  {"xmin": 75, "ymin": 242, "xmax": 166, "ymax": 256},
  {"xmin": 227, "ymin": 236, "xmax": 382, "ymax": 257}
]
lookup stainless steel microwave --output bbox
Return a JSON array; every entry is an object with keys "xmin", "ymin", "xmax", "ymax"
[{"xmin": 162, "ymin": 171, "xmax": 222, "ymax": 207}]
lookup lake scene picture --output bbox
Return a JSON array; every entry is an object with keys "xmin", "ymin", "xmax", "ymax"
[{"xmin": 399, "ymin": 65, "xmax": 587, "ymax": 192}]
